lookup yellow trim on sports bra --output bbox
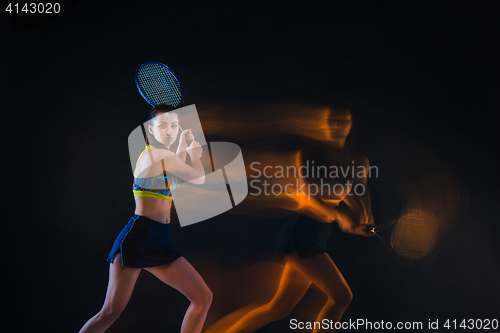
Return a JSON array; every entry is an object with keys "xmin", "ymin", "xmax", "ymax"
[{"xmin": 133, "ymin": 190, "xmax": 174, "ymax": 201}]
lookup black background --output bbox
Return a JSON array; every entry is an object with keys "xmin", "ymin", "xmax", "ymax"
[{"xmin": 2, "ymin": 1, "xmax": 499, "ymax": 332}]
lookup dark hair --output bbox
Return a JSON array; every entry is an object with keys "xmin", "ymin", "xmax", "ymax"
[
  {"xmin": 145, "ymin": 104, "xmax": 181, "ymax": 151},
  {"xmin": 150, "ymin": 104, "xmax": 177, "ymax": 124}
]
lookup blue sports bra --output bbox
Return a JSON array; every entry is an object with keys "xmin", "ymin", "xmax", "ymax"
[{"xmin": 132, "ymin": 145, "xmax": 178, "ymax": 200}]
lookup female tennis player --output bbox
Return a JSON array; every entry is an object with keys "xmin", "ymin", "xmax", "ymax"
[
  {"xmin": 79, "ymin": 104, "xmax": 212, "ymax": 333},
  {"xmin": 206, "ymin": 106, "xmax": 374, "ymax": 333}
]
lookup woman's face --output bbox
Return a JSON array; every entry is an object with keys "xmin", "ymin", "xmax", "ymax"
[
  {"xmin": 327, "ymin": 109, "xmax": 352, "ymax": 141},
  {"xmin": 148, "ymin": 112, "xmax": 180, "ymax": 148}
]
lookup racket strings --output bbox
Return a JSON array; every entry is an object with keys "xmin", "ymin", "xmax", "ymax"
[
  {"xmin": 390, "ymin": 210, "xmax": 440, "ymax": 261},
  {"xmin": 137, "ymin": 63, "xmax": 182, "ymax": 107}
]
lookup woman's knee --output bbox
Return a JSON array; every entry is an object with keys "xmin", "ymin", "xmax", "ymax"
[
  {"xmin": 99, "ymin": 306, "xmax": 124, "ymax": 323},
  {"xmin": 204, "ymin": 287, "xmax": 213, "ymax": 306},
  {"xmin": 191, "ymin": 284, "xmax": 212, "ymax": 308},
  {"xmin": 330, "ymin": 286, "xmax": 353, "ymax": 308}
]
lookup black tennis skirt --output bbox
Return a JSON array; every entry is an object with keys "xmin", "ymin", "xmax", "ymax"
[
  {"xmin": 276, "ymin": 212, "xmax": 335, "ymax": 259},
  {"xmin": 106, "ymin": 215, "xmax": 181, "ymax": 268}
]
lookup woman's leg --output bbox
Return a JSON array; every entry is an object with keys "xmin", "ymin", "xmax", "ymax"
[
  {"xmin": 207, "ymin": 259, "xmax": 312, "ymax": 333},
  {"xmin": 79, "ymin": 253, "xmax": 142, "ymax": 333},
  {"xmin": 288, "ymin": 252, "xmax": 353, "ymax": 333},
  {"xmin": 143, "ymin": 256, "xmax": 212, "ymax": 333}
]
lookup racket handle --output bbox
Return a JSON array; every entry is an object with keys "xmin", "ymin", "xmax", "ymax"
[
  {"xmin": 369, "ymin": 215, "xmax": 399, "ymax": 234},
  {"xmin": 179, "ymin": 126, "xmax": 195, "ymax": 145}
]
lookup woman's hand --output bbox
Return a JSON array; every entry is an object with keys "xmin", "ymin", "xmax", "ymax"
[
  {"xmin": 187, "ymin": 140, "xmax": 203, "ymax": 158},
  {"xmin": 332, "ymin": 206, "xmax": 375, "ymax": 237},
  {"xmin": 178, "ymin": 128, "xmax": 194, "ymax": 148}
]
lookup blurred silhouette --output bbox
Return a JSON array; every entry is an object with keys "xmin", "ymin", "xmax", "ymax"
[{"xmin": 206, "ymin": 106, "xmax": 375, "ymax": 333}]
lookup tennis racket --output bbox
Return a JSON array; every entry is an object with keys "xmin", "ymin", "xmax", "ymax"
[
  {"xmin": 135, "ymin": 61, "xmax": 190, "ymax": 138},
  {"xmin": 135, "ymin": 61, "xmax": 184, "ymax": 109},
  {"xmin": 369, "ymin": 208, "xmax": 441, "ymax": 262}
]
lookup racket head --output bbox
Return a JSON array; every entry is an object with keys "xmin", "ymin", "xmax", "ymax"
[
  {"xmin": 374, "ymin": 208, "xmax": 441, "ymax": 261},
  {"xmin": 389, "ymin": 209, "xmax": 440, "ymax": 261},
  {"xmin": 135, "ymin": 61, "xmax": 184, "ymax": 108}
]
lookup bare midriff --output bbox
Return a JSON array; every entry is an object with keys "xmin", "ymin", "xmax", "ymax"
[{"xmin": 134, "ymin": 196, "xmax": 172, "ymax": 224}]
